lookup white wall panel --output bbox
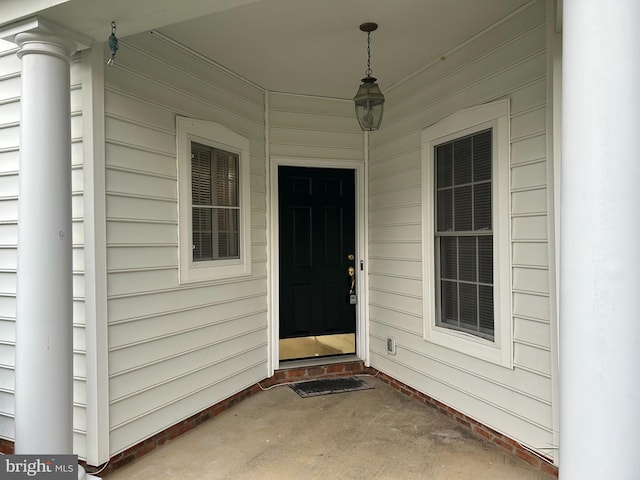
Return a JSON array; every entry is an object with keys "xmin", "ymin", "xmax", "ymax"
[
  {"xmin": 109, "ymin": 327, "xmax": 266, "ymax": 403},
  {"xmin": 106, "ymin": 220, "xmax": 177, "ymax": 245},
  {"xmin": 105, "ymin": 121, "xmax": 174, "ymax": 157},
  {"xmin": 369, "ymin": 258, "xmax": 422, "ymax": 279},
  {"xmin": 269, "ymin": 127, "xmax": 361, "ymax": 151},
  {"xmin": 369, "ymin": 289, "xmax": 422, "ymax": 317},
  {"xmin": 0, "ymin": 224, "xmax": 16, "ymax": 245},
  {"xmin": 108, "ymin": 278, "xmax": 266, "ymax": 323},
  {"xmin": 369, "ymin": 150, "xmax": 420, "ymax": 179},
  {"xmin": 109, "ymin": 296, "xmax": 266, "ymax": 348},
  {"xmin": 511, "ymin": 106, "xmax": 546, "ymax": 139},
  {"xmin": 103, "ymin": 32, "xmax": 268, "ymax": 456},
  {"xmin": 106, "ymin": 269, "xmax": 178, "ymax": 297},
  {"xmin": 109, "ymin": 359, "xmax": 265, "ymax": 454},
  {"xmin": 511, "ymin": 134, "xmax": 546, "ymax": 165},
  {"xmin": 367, "ymin": 0, "xmax": 557, "ymax": 461},
  {"xmin": 0, "ymin": 174, "xmax": 18, "ymax": 197},
  {"xmin": 510, "ymin": 79, "xmax": 546, "ymax": 114},
  {"xmin": 105, "ymin": 142, "xmax": 176, "ymax": 177},
  {"xmin": 369, "ymin": 225, "xmax": 421, "ymax": 243},
  {"xmin": 268, "ymin": 92, "xmax": 363, "ymax": 161},
  {"xmin": 513, "ymin": 241, "xmax": 548, "ymax": 267},
  {"xmin": 369, "ymin": 167, "xmax": 421, "ymax": 194},
  {"xmin": 512, "ymin": 188, "xmax": 547, "ymax": 215},
  {"xmin": 107, "ymin": 246, "xmax": 176, "ymax": 271},
  {"xmin": 368, "ymin": 275, "xmax": 422, "ymax": 298},
  {"xmin": 369, "ymin": 242, "xmax": 421, "ymax": 261},
  {"xmin": 369, "ymin": 206, "xmax": 422, "ymax": 228},
  {"xmin": 514, "ymin": 317, "xmax": 551, "ymax": 349},
  {"xmin": 513, "ymin": 266, "xmax": 550, "ymax": 294},
  {"xmin": 369, "ymin": 187, "xmax": 421, "ymax": 211},
  {"xmin": 0, "ymin": 125, "xmax": 19, "ymax": 150},
  {"xmin": 0, "ymin": 273, "xmax": 15, "ymax": 295},
  {"xmin": 269, "ymin": 110, "xmax": 356, "ymax": 133},
  {"xmin": 106, "ymin": 195, "xmax": 177, "ymax": 222},
  {"xmin": 513, "ymin": 292, "xmax": 550, "ymax": 321},
  {"xmin": 512, "ymin": 215, "xmax": 548, "ymax": 241},
  {"xmin": 512, "ymin": 161, "xmax": 547, "ymax": 189},
  {"xmin": 106, "ymin": 66, "xmax": 263, "ymax": 140},
  {"xmin": 369, "ymin": 305, "xmax": 423, "ymax": 335},
  {"xmin": 0, "ymin": 76, "xmax": 20, "ymax": 100},
  {"xmin": 0, "ymin": 249, "xmax": 16, "ymax": 271},
  {"xmin": 267, "ymin": 143, "xmax": 363, "ymax": 161},
  {"xmin": 0, "ymin": 151, "xmax": 19, "ymax": 172},
  {"xmin": 0, "ymin": 48, "xmax": 102, "ymax": 451},
  {"xmin": 0, "ymin": 367, "xmax": 14, "ymax": 390},
  {"xmin": 0, "ymin": 100, "xmax": 19, "ymax": 125}
]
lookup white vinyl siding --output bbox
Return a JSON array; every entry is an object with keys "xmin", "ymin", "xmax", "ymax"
[
  {"xmin": 0, "ymin": 45, "xmax": 90, "ymax": 458},
  {"xmin": 103, "ymin": 32, "xmax": 268, "ymax": 456},
  {"xmin": 0, "ymin": 43, "xmax": 19, "ymax": 444},
  {"xmin": 368, "ymin": 0, "xmax": 556, "ymax": 462},
  {"xmin": 268, "ymin": 93, "xmax": 363, "ymax": 161}
]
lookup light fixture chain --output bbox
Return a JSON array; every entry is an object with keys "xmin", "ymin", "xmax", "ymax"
[{"xmin": 366, "ymin": 31, "xmax": 372, "ymax": 77}]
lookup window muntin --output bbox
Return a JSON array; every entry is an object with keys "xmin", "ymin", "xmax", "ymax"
[
  {"xmin": 191, "ymin": 142, "xmax": 240, "ymax": 261},
  {"xmin": 435, "ymin": 129, "xmax": 494, "ymax": 340}
]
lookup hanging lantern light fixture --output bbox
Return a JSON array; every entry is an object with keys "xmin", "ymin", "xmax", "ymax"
[{"xmin": 354, "ymin": 22, "xmax": 385, "ymax": 131}]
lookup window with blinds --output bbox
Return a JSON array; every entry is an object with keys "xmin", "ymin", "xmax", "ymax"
[
  {"xmin": 191, "ymin": 141, "xmax": 240, "ymax": 261},
  {"xmin": 435, "ymin": 128, "xmax": 494, "ymax": 340}
]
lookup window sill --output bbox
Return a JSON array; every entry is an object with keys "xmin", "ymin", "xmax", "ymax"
[{"xmin": 179, "ymin": 260, "xmax": 252, "ymax": 284}]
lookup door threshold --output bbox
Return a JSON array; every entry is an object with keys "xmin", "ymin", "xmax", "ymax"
[
  {"xmin": 279, "ymin": 333, "xmax": 355, "ymax": 361},
  {"xmin": 279, "ymin": 354, "xmax": 360, "ymax": 370}
]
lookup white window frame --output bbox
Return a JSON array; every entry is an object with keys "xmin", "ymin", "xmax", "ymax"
[
  {"xmin": 177, "ymin": 116, "xmax": 252, "ymax": 283},
  {"xmin": 422, "ymin": 100, "xmax": 512, "ymax": 368}
]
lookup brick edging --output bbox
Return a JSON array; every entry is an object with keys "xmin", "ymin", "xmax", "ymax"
[
  {"xmin": 374, "ymin": 371, "xmax": 559, "ymax": 478},
  {"xmin": 259, "ymin": 359, "xmax": 375, "ymax": 387},
  {"xmin": 0, "ymin": 438, "xmax": 12, "ymax": 454},
  {"xmin": 0, "ymin": 360, "xmax": 558, "ymax": 479}
]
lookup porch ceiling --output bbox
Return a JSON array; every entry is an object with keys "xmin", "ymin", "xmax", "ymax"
[{"xmin": 11, "ymin": 0, "xmax": 531, "ymax": 99}]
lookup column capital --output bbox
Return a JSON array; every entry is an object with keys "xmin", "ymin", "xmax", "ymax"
[
  {"xmin": 15, "ymin": 31, "xmax": 77, "ymax": 64},
  {"xmin": 1, "ymin": 16, "xmax": 91, "ymax": 61}
]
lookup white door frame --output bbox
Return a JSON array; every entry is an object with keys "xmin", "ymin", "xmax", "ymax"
[{"xmin": 268, "ymin": 156, "xmax": 368, "ymax": 374}]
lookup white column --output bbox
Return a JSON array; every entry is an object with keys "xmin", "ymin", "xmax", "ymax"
[
  {"xmin": 560, "ymin": 1, "xmax": 640, "ymax": 478},
  {"xmin": 14, "ymin": 31, "xmax": 76, "ymax": 454}
]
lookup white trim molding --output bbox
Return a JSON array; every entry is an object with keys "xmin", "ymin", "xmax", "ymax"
[
  {"xmin": 176, "ymin": 116, "xmax": 252, "ymax": 283},
  {"xmin": 269, "ymin": 156, "xmax": 368, "ymax": 373},
  {"xmin": 80, "ymin": 42, "xmax": 110, "ymax": 466},
  {"xmin": 421, "ymin": 99, "xmax": 513, "ymax": 368}
]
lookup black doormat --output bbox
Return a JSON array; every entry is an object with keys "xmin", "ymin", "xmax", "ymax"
[{"xmin": 289, "ymin": 376, "xmax": 374, "ymax": 398}]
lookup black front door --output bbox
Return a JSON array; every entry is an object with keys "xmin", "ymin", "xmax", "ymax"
[{"xmin": 279, "ymin": 166, "xmax": 356, "ymax": 339}]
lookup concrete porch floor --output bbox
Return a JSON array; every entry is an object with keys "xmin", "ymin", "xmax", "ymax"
[{"xmin": 103, "ymin": 375, "xmax": 555, "ymax": 480}]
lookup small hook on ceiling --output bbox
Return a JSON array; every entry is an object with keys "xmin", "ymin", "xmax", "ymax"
[{"xmin": 107, "ymin": 21, "xmax": 119, "ymax": 66}]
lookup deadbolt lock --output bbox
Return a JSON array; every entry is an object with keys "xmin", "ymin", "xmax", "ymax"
[{"xmin": 347, "ymin": 254, "xmax": 355, "ymax": 261}]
